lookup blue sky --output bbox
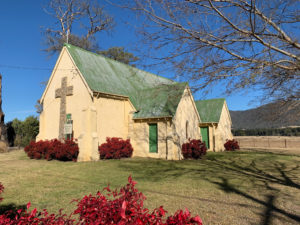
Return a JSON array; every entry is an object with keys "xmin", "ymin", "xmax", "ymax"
[{"xmin": 0, "ymin": 0, "xmax": 261, "ymax": 122}]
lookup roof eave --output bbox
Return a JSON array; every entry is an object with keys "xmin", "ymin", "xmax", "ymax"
[
  {"xmin": 199, "ymin": 122, "xmax": 218, "ymax": 127},
  {"xmin": 133, "ymin": 116, "xmax": 172, "ymax": 121},
  {"xmin": 40, "ymin": 47, "xmax": 67, "ymax": 103},
  {"xmin": 65, "ymin": 46, "xmax": 94, "ymax": 99},
  {"xmin": 93, "ymin": 91, "xmax": 136, "ymax": 111}
]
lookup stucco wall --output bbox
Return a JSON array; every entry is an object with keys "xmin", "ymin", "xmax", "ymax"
[
  {"xmin": 37, "ymin": 47, "xmax": 93, "ymax": 141},
  {"xmin": 172, "ymin": 88, "xmax": 201, "ymax": 159},
  {"xmin": 214, "ymin": 103, "xmax": 233, "ymax": 151},
  {"xmin": 94, "ymin": 97, "xmax": 134, "ymax": 145}
]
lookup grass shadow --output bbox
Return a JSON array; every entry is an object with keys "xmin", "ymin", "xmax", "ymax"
[
  {"xmin": 0, "ymin": 203, "xmax": 27, "ymax": 218},
  {"xmin": 209, "ymin": 177, "xmax": 300, "ymax": 224},
  {"xmin": 118, "ymin": 151, "xmax": 300, "ymax": 224}
]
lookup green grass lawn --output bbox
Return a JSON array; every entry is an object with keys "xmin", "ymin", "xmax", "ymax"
[{"xmin": 0, "ymin": 150, "xmax": 300, "ymax": 224}]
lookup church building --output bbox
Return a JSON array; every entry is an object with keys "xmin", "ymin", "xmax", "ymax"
[{"xmin": 37, "ymin": 44, "xmax": 231, "ymax": 161}]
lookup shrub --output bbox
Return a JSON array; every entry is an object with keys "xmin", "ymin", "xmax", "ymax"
[
  {"xmin": 99, "ymin": 137, "xmax": 133, "ymax": 159},
  {"xmin": 0, "ymin": 177, "xmax": 202, "ymax": 225},
  {"xmin": 182, "ymin": 139, "xmax": 207, "ymax": 159},
  {"xmin": 0, "ymin": 183, "xmax": 3, "ymax": 203},
  {"xmin": 8, "ymin": 116, "xmax": 39, "ymax": 147},
  {"xmin": 24, "ymin": 139, "xmax": 79, "ymax": 161},
  {"xmin": 224, "ymin": 139, "xmax": 240, "ymax": 151}
]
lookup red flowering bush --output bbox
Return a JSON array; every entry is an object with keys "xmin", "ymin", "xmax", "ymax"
[
  {"xmin": 99, "ymin": 137, "xmax": 133, "ymax": 159},
  {"xmin": 24, "ymin": 139, "xmax": 79, "ymax": 161},
  {"xmin": 182, "ymin": 139, "xmax": 207, "ymax": 159},
  {"xmin": 0, "ymin": 177, "xmax": 202, "ymax": 225},
  {"xmin": 0, "ymin": 202, "xmax": 74, "ymax": 225},
  {"xmin": 73, "ymin": 176, "xmax": 202, "ymax": 224},
  {"xmin": 0, "ymin": 182, "xmax": 3, "ymax": 203},
  {"xmin": 224, "ymin": 139, "xmax": 240, "ymax": 151}
]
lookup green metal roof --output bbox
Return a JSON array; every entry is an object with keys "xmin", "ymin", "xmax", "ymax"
[
  {"xmin": 133, "ymin": 83, "xmax": 187, "ymax": 119},
  {"xmin": 65, "ymin": 44, "xmax": 184, "ymax": 118},
  {"xmin": 195, "ymin": 98, "xmax": 225, "ymax": 123}
]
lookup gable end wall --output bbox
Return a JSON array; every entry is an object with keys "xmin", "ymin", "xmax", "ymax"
[
  {"xmin": 37, "ymin": 48, "xmax": 93, "ymax": 140},
  {"xmin": 172, "ymin": 87, "xmax": 201, "ymax": 159},
  {"xmin": 215, "ymin": 103, "xmax": 233, "ymax": 151}
]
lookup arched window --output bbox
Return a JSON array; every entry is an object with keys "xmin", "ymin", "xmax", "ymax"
[{"xmin": 186, "ymin": 121, "xmax": 189, "ymax": 139}]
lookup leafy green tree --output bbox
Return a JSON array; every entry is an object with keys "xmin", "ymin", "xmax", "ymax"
[
  {"xmin": 22, "ymin": 116, "xmax": 39, "ymax": 146},
  {"xmin": 98, "ymin": 47, "xmax": 139, "ymax": 66},
  {"xmin": 11, "ymin": 119, "xmax": 23, "ymax": 147},
  {"xmin": 10, "ymin": 116, "xmax": 39, "ymax": 147}
]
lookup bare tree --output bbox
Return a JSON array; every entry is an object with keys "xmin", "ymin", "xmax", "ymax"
[
  {"xmin": 43, "ymin": 0, "xmax": 114, "ymax": 54},
  {"xmin": 117, "ymin": 0, "xmax": 300, "ymax": 101}
]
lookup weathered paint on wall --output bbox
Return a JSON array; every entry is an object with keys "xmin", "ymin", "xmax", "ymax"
[
  {"xmin": 37, "ymin": 47, "xmax": 93, "ymax": 141},
  {"xmin": 172, "ymin": 87, "xmax": 201, "ymax": 159}
]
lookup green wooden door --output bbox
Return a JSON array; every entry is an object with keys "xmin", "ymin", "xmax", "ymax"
[
  {"xmin": 149, "ymin": 124, "xmax": 158, "ymax": 153},
  {"xmin": 200, "ymin": 127, "xmax": 209, "ymax": 149}
]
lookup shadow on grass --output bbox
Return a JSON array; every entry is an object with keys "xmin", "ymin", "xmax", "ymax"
[
  {"xmin": 117, "ymin": 151, "xmax": 300, "ymax": 224},
  {"xmin": 119, "ymin": 152, "xmax": 300, "ymax": 189},
  {"xmin": 0, "ymin": 203, "xmax": 26, "ymax": 218},
  {"xmin": 210, "ymin": 178, "xmax": 300, "ymax": 224}
]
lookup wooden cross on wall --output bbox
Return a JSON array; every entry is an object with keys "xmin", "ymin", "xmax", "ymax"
[{"xmin": 55, "ymin": 77, "xmax": 73, "ymax": 140}]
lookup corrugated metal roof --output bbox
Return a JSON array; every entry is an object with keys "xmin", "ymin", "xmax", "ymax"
[
  {"xmin": 65, "ymin": 44, "xmax": 184, "ymax": 118},
  {"xmin": 133, "ymin": 83, "xmax": 187, "ymax": 119},
  {"xmin": 195, "ymin": 98, "xmax": 225, "ymax": 123}
]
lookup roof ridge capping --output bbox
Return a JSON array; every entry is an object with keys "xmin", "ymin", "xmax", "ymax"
[
  {"xmin": 195, "ymin": 98, "xmax": 225, "ymax": 102},
  {"xmin": 63, "ymin": 43, "xmax": 175, "ymax": 83}
]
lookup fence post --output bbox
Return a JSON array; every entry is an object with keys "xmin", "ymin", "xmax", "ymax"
[{"xmin": 285, "ymin": 139, "xmax": 287, "ymax": 148}]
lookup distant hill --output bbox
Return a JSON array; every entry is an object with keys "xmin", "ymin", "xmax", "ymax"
[{"xmin": 230, "ymin": 101, "xmax": 300, "ymax": 129}]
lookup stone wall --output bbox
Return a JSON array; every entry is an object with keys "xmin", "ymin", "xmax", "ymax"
[
  {"xmin": 172, "ymin": 87, "xmax": 201, "ymax": 159},
  {"xmin": 130, "ymin": 120, "xmax": 171, "ymax": 159},
  {"xmin": 214, "ymin": 103, "xmax": 233, "ymax": 151}
]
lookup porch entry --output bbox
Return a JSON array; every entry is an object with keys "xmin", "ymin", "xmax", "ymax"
[
  {"xmin": 200, "ymin": 127, "xmax": 209, "ymax": 149},
  {"xmin": 149, "ymin": 123, "xmax": 158, "ymax": 153}
]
